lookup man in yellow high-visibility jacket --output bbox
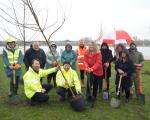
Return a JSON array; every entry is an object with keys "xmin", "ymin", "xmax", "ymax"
[
  {"xmin": 56, "ymin": 62, "xmax": 81, "ymax": 101},
  {"xmin": 23, "ymin": 58, "xmax": 58, "ymax": 105},
  {"xmin": 3, "ymin": 37, "xmax": 23, "ymax": 96}
]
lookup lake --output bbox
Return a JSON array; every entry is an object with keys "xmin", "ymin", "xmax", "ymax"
[{"xmin": 0, "ymin": 46, "xmax": 150, "ymax": 60}]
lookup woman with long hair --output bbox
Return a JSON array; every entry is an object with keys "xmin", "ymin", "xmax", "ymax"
[
  {"xmin": 84, "ymin": 41, "xmax": 103, "ymax": 100},
  {"xmin": 115, "ymin": 51, "xmax": 133, "ymax": 102}
]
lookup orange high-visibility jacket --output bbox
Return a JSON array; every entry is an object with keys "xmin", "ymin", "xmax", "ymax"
[{"xmin": 75, "ymin": 47, "xmax": 87, "ymax": 70}]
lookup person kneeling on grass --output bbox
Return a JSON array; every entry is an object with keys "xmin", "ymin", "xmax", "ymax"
[
  {"xmin": 56, "ymin": 61, "xmax": 81, "ymax": 101},
  {"xmin": 23, "ymin": 58, "xmax": 58, "ymax": 105}
]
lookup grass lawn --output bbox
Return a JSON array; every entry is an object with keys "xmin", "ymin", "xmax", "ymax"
[{"xmin": 0, "ymin": 54, "xmax": 150, "ymax": 120}]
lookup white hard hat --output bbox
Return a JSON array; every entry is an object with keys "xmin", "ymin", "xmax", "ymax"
[{"xmin": 6, "ymin": 36, "xmax": 16, "ymax": 43}]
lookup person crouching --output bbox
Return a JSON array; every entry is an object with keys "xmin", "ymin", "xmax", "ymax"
[
  {"xmin": 56, "ymin": 62, "xmax": 81, "ymax": 101},
  {"xmin": 23, "ymin": 59, "xmax": 58, "ymax": 105}
]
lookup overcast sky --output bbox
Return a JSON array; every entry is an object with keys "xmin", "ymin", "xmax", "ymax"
[{"xmin": 0, "ymin": 0, "xmax": 150, "ymax": 41}]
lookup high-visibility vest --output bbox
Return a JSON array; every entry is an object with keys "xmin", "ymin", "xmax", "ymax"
[
  {"xmin": 76, "ymin": 47, "xmax": 87, "ymax": 70},
  {"xmin": 4, "ymin": 48, "xmax": 19, "ymax": 66}
]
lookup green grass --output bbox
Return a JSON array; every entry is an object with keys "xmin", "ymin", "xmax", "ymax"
[{"xmin": 0, "ymin": 54, "xmax": 150, "ymax": 120}]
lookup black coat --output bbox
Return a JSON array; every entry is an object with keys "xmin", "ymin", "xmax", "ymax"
[
  {"xmin": 23, "ymin": 47, "xmax": 46, "ymax": 69},
  {"xmin": 101, "ymin": 49, "xmax": 113, "ymax": 78},
  {"xmin": 115, "ymin": 59, "xmax": 133, "ymax": 89}
]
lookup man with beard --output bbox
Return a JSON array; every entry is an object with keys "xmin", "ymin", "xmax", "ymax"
[
  {"xmin": 23, "ymin": 59, "xmax": 58, "ymax": 105},
  {"xmin": 128, "ymin": 42, "xmax": 144, "ymax": 97}
]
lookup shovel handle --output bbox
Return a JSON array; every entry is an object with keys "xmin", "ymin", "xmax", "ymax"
[
  {"xmin": 136, "ymin": 68, "xmax": 143, "ymax": 94},
  {"xmin": 117, "ymin": 75, "xmax": 122, "ymax": 96},
  {"xmin": 13, "ymin": 70, "xmax": 16, "ymax": 85},
  {"xmin": 103, "ymin": 68, "xmax": 108, "ymax": 90}
]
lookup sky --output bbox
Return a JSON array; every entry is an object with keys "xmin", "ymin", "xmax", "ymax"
[{"xmin": 0, "ymin": 0, "xmax": 150, "ymax": 41}]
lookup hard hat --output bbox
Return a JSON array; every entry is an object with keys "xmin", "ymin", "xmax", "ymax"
[
  {"xmin": 6, "ymin": 37, "xmax": 16, "ymax": 43},
  {"xmin": 50, "ymin": 42, "xmax": 57, "ymax": 48}
]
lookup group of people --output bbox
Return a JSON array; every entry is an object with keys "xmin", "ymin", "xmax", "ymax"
[{"xmin": 3, "ymin": 36, "xmax": 144, "ymax": 107}]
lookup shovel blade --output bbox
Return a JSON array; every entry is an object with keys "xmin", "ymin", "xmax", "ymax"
[
  {"xmin": 138, "ymin": 94, "xmax": 145, "ymax": 105},
  {"xmin": 110, "ymin": 97, "xmax": 121, "ymax": 108}
]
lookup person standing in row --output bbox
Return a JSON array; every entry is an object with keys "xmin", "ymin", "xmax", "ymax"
[
  {"xmin": 114, "ymin": 43, "xmax": 126, "ymax": 62},
  {"xmin": 45, "ymin": 42, "xmax": 60, "ymax": 87},
  {"xmin": 115, "ymin": 51, "xmax": 133, "ymax": 102},
  {"xmin": 61, "ymin": 42, "xmax": 77, "ymax": 70},
  {"xmin": 128, "ymin": 42, "xmax": 144, "ymax": 97},
  {"xmin": 3, "ymin": 37, "xmax": 23, "ymax": 96},
  {"xmin": 75, "ymin": 39, "xmax": 87, "ymax": 86},
  {"xmin": 84, "ymin": 41, "xmax": 103, "ymax": 100},
  {"xmin": 100, "ymin": 43, "xmax": 113, "ymax": 93},
  {"xmin": 23, "ymin": 41, "xmax": 46, "ymax": 70}
]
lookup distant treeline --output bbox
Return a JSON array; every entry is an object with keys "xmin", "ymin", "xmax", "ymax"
[
  {"xmin": 0, "ymin": 40, "xmax": 79, "ymax": 46},
  {"xmin": 0, "ymin": 39, "xmax": 150, "ymax": 46},
  {"xmin": 134, "ymin": 40, "xmax": 150, "ymax": 46}
]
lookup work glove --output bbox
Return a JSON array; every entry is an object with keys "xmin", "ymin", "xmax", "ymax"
[{"xmin": 13, "ymin": 64, "xmax": 21, "ymax": 70}]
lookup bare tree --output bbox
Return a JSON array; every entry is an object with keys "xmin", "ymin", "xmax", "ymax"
[
  {"xmin": 22, "ymin": 0, "xmax": 77, "ymax": 97},
  {"xmin": 0, "ymin": 0, "xmax": 38, "ymax": 53},
  {"xmin": 0, "ymin": 0, "xmax": 68, "ymax": 53}
]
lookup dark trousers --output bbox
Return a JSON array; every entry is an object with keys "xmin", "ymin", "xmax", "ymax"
[
  {"xmin": 89, "ymin": 73, "xmax": 103, "ymax": 98},
  {"xmin": 9, "ymin": 75, "xmax": 20, "ymax": 95},
  {"xmin": 93, "ymin": 75, "xmax": 103, "ymax": 97},
  {"xmin": 31, "ymin": 84, "xmax": 53, "ymax": 104},
  {"xmin": 80, "ymin": 70, "xmax": 85, "ymax": 80},
  {"xmin": 47, "ymin": 72, "xmax": 57, "ymax": 87},
  {"xmin": 57, "ymin": 87, "xmax": 77, "ymax": 98},
  {"xmin": 116, "ymin": 86, "xmax": 130, "ymax": 99}
]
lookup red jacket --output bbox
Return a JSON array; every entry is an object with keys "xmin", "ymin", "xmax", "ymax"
[
  {"xmin": 84, "ymin": 50, "xmax": 103, "ymax": 76},
  {"xmin": 75, "ymin": 47, "xmax": 87, "ymax": 70}
]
